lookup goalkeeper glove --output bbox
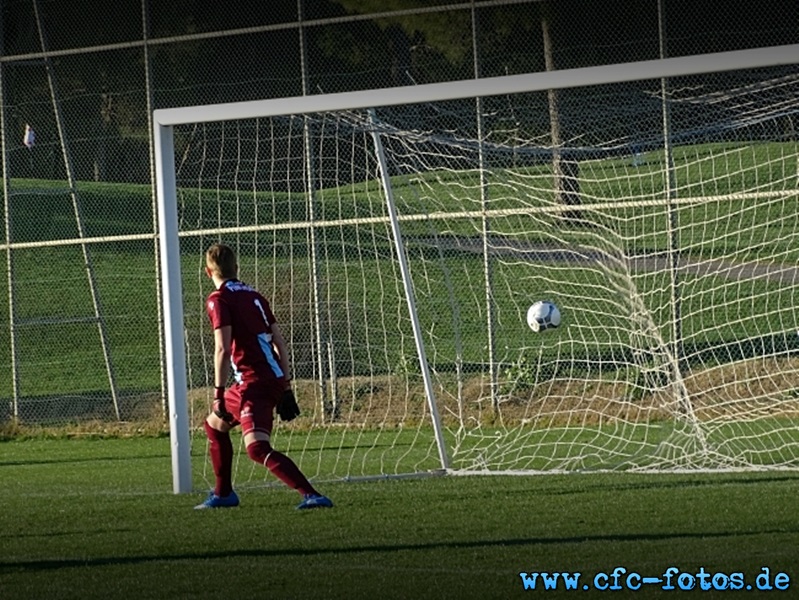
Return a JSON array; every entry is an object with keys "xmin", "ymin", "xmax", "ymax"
[
  {"xmin": 277, "ymin": 388, "xmax": 301, "ymax": 422},
  {"xmin": 213, "ymin": 386, "xmax": 233, "ymax": 423}
]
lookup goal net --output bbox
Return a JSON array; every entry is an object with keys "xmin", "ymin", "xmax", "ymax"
[{"xmin": 155, "ymin": 46, "xmax": 799, "ymax": 492}]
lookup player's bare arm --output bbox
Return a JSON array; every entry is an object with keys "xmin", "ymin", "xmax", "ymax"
[
  {"xmin": 213, "ymin": 326, "xmax": 232, "ymax": 387},
  {"xmin": 207, "ymin": 325, "xmax": 233, "ymax": 431}
]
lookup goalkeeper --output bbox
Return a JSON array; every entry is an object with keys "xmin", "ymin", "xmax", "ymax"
[{"xmin": 195, "ymin": 242, "xmax": 333, "ymax": 511}]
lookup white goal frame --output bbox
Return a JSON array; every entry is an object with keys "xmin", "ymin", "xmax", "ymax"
[{"xmin": 154, "ymin": 44, "xmax": 799, "ymax": 493}]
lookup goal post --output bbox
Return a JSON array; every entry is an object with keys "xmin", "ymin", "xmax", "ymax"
[
  {"xmin": 153, "ymin": 122, "xmax": 192, "ymax": 494},
  {"xmin": 367, "ymin": 108, "xmax": 450, "ymax": 472},
  {"xmin": 155, "ymin": 44, "xmax": 799, "ymax": 493}
]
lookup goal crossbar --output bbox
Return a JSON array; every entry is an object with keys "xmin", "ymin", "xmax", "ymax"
[{"xmin": 154, "ymin": 44, "xmax": 799, "ymax": 127}]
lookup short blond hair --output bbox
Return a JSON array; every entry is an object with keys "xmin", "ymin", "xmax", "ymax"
[{"xmin": 206, "ymin": 243, "xmax": 237, "ymax": 278}]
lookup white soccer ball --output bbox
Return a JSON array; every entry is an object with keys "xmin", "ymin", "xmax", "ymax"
[{"xmin": 526, "ymin": 300, "xmax": 561, "ymax": 332}]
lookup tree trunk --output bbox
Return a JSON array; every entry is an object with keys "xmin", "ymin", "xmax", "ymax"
[
  {"xmin": 94, "ymin": 92, "xmax": 113, "ymax": 181},
  {"xmin": 542, "ymin": 2, "xmax": 582, "ymax": 221}
]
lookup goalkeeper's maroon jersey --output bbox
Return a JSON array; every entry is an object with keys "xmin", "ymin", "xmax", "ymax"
[{"xmin": 206, "ymin": 279, "xmax": 285, "ymax": 386}]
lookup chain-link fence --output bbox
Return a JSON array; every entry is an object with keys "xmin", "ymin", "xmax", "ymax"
[{"xmin": 1, "ymin": 0, "xmax": 797, "ymax": 427}]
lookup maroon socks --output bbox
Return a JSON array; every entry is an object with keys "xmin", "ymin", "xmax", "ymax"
[
  {"xmin": 246, "ymin": 440, "xmax": 317, "ymax": 496},
  {"xmin": 204, "ymin": 421, "xmax": 233, "ymax": 497}
]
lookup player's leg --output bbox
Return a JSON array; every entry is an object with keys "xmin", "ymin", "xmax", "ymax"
[
  {"xmin": 205, "ymin": 416, "xmax": 235, "ymax": 496},
  {"xmin": 194, "ymin": 390, "xmax": 243, "ymax": 509},
  {"xmin": 241, "ymin": 391, "xmax": 333, "ymax": 509},
  {"xmin": 243, "ymin": 430, "xmax": 312, "ymax": 493},
  {"xmin": 244, "ymin": 431, "xmax": 333, "ymax": 509}
]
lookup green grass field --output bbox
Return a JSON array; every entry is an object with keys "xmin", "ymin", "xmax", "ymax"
[{"xmin": 1, "ymin": 436, "xmax": 799, "ymax": 599}]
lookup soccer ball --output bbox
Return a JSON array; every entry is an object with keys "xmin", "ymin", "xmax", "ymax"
[{"xmin": 526, "ymin": 300, "xmax": 561, "ymax": 332}]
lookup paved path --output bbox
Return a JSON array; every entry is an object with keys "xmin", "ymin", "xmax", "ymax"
[{"xmin": 413, "ymin": 236, "xmax": 798, "ymax": 285}]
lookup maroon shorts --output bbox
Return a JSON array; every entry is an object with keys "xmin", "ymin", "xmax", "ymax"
[{"xmin": 223, "ymin": 382, "xmax": 280, "ymax": 437}]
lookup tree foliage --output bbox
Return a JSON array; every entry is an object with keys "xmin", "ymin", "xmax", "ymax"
[{"xmin": 0, "ymin": 0, "xmax": 796, "ymax": 183}]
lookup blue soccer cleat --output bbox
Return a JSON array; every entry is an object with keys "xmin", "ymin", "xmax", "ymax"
[
  {"xmin": 194, "ymin": 490, "xmax": 240, "ymax": 509},
  {"xmin": 296, "ymin": 493, "xmax": 334, "ymax": 510}
]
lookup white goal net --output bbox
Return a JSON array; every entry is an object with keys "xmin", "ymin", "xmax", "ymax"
[{"xmin": 155, "ymin": 46, "xmax": 799, "ymax": 492}]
